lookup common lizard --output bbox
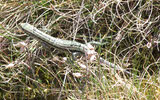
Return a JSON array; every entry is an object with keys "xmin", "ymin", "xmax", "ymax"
[{"xmin": 19, "ymin": 23, "xmax": 136, "ymax": 76}]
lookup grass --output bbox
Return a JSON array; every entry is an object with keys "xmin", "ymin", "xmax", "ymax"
[{"xmin": 0, "ymin": 0, "xmax": 160, "ymax": 100}]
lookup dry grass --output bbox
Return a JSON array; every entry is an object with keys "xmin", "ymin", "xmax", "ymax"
[{"xmin": 0, "ymin": 0, "xmax": 160, "ymax": 100}]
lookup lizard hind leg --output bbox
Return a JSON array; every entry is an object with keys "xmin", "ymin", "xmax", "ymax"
[{"xmin": 71, "ymin": 52, "xmax": 84, "ymax": 60}]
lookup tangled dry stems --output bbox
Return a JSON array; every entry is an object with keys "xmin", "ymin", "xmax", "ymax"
[{"xmin": 0, "ymin": 0, "xmax": 160, "ymax": 99}]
